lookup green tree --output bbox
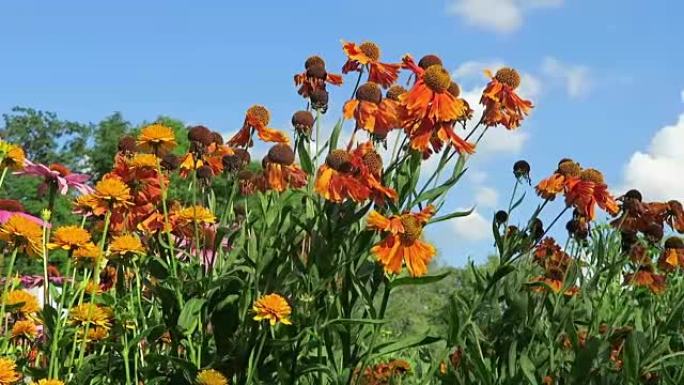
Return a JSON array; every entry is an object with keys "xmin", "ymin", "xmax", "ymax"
[{"xmin": 88, "ymin": 112, "xmax": 132, "ymax": 179}]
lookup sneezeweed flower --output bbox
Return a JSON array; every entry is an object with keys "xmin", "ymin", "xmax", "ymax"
[
  {"xmin": 117, "ymin": 136, "xmax": 138, "ymax": 155},
  {"xmin": 294, "ymin": 55, "xmax": 343, "ymax": 98},
  {"xmin": 367, "ymin": 206, "xmax": 436, "ymax": 277},
  {"xmin": 0, "ymin": 199, "xmax": 46, "ymax": 227},
  {"xmin": 16, "ymin": 160, "xmax": 93, "ymax": 196},
  {"xmin": 292, "ymin": 110, "xmax": 315, "ymax": 138},
  {"xmin": 625, "ymin": 265, "xmax": 666, "ymax": 294},
  {"xmin": 480, "ymin": 67, "xmax": 534, "ymax": 130},
  {"xmin": 0, "ymin": 214, "xmax": 43, "ymax": 257},
  {"xmin": 0, "ymin": 141, "xmax": 26, "ymax": 171},
  {"xmin": 222, "ymin": 149, "xmax": 250, "ymax": 174},
  {"xmin": 48, "ymin": 225, "xmax": 92, "ymax": 252},
  {"xmin": 342, "ymin": 40, "xmax": 400, "ymax": 88},
  {"xmin": 565, "ymin": 168, "xmax": 619, "ymax": 220},
  {"xmin": 372, "ymin": 85, "xmax": 407, "ymax": 140},
  {"xmin": 161, "ymin": 153, "xmax": 181, "ymax": 171},
  {"xmin": 11, "ymin": 319, "xmax": 38, "ymax": 340},
  {"xmin": 92, "ymin": 176, "xmax": 133, "ymax": 215},
  {"xmin": 513, "ymin": 160, "xmax": 531, "ymax": 184},
  {"xmin": 352, "ymin": 142, "xmax": 397, "ymax": 204},
  {"xmin": 659, "ymin": 236, "xmax": 684, "ymax": 272},
  {"xmin": 3, "ymin": 290, "xmax": 40, "ymax": 315},
  {"xmin": 253, "ymin": 293, "xmax": 292, "ymax": 326},
  {"xmin": 343, "ymin": 82, "xmax": 397, "ymax": 137},
  {"xmin": 31, "ymin": 380, "xmax": 64, "ymax": 385},
  {"xmin": 196, "ymin": 369, "xmax": 229, "ymax": 385},
  {"xmin": 137, "ymin": 123, "xmax": 177, "ymax": 155},
  {"xmin": 355, "ymin": 359, "xmax": 411, "ymax": 385},
  {"xmin": 315, "ymin": 149, "xmax": 371, "ymax": 203},
  {"xmin": 310, "ymin": 89, "xmax": 330, "ymax": 113},
  {"xmin": 0, "ymin": 357, "xmax": 20, "ymax": 385},
  {"xmin": 535, "ymin": 159, "xmax": 581, "ymax": 201},
  {"xmin": 400, "ymin": 64, "xmax": 473, "ymax": 156},
  {"xmin": 228, "ymin": 105, "xmax": 290, "ymax": 147},
  {"xmin": 263, "ymin": 144, "xmax": 307, "ymax": 192},
  {"xmin": 108, "ymin": 234, "xmax": 145, "ymax": 260}
]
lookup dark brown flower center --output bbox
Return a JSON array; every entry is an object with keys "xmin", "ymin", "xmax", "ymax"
[
  {"xmin": 310, "ymin": 89, "xmax": 329, "ymax": 111},
  {"xmin": 305, "ymin": 55, "xmax": 325, "ymax": 69},
  {"xmin": 267, "ymin": 144, "xmax": 295, "ymax": 166},
  {"xmin": 495, "ymin": 67, "xmax": 521, "ymax": 89},
  {"xmin": 161, "ymin": 154, "xmax": 180, "ymax": 171},
  {"xmin": 49, "ymin": 163, "xmax": 71, "ymax": 176},
  {"xmin": 665, "ymin": 236, "xmax": 684, "ymax": 250},
  {"xmin": 418, "ymin": 54, "xmax": 443, "ymax": 69},
  {"xmin": 356, "ymin": 82, "xmax": 382, "ymax": 103},
  {"xmin": 423, "ymin": 65, "xmax": 451, "ymax": 93},
  {"xmin": 247, "ymin": 105, "xmax": 270, "ymax": 126},
  {"xmin": 400, "ymin": 215, "xmax": 422, "ymax": 243},
  {"xmin": 447, "ymin": 82, "xmax": 461, "ymax": 98},
  {"xmin": 118, "ymin": 136, "xmax": 137, "ymax": 153},
  {"xmin": 359, "ymin": 41, "xmax": 380, "ymax": 61},
  {"xmin": 326, "ymin": 149, "xmax": 353, "ymax": 172},
  {"xmin": 362, "ymin": 151, "xmax": 383, "ymax": 176},
  {"xmin": 557, "ymin": 160, "xmax": 581, "ymax": 178},
  {"xmin": 306, "ymin": 64, "xmax": 327, "ymax": 80},
  {"xmin": 386, "ymin": 85, "xmax": 407, "ymax": 101},
  {"xmin": 188, "ymin": 125, "xmax": 213, "ymax": 145}
]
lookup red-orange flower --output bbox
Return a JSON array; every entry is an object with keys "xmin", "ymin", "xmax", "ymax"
[
  {"xmin": 343, "ymin": 82, "xmax": 396, "ymax": 136},
  {"xmin": 228, "ymin": 105, "xmax": 290, "ymax": 147},
  {"xmin": 351, "ymin": 142, "xmax": 397, "ymax": 205},
  {"xmin": 535, "ymin": 159, "xmax": 581, "ymax": 200},
  {"xmin": 294, "ymin": 56, "xmax": 343, "ymax": 97},
  {"xmin": 400, "ymin": 62, "xmax": 473, "ymax": 156},
  {"xmin": 658, "ymin": 237, "xmax": 684, "ymax": 272},
  {"xmin": 367, "ymin": 206, "xmax": 436, "ymax": 277},
  {"xmin": 481, "ymin": 67, "xmax": 534, "ymax": 130},
  {"xmin": 315, "ymin": 149, "xmax": 372, "ymax": 203},
  {"xmin": 373, "ymin": 85, "xmax": 408, "ymax": 139},
  {"xmin": 565, "ymin": 168, "xmax": 619, "ymax": 220},
  {"xmin": 263, "ymin": 144, "xmax": 307, "ymax": 192},
  {"xmin": 625, "ymin": 265, "xmax": 666, "ymax": 294},
  {"xmin": 342, "ymin": 40, "xmax": 400, "ymax": 88}
]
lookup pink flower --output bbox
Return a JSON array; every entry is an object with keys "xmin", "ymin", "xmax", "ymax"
[
  {"xmin": 0, "ymin": 199, "xmax": 48, "ymax": 227},
  {"xmin": 15, "ymin": 160, "xmax": 93, "ymax": 195}
]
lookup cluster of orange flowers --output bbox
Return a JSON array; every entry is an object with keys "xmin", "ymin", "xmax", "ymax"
[
  {"xmin": 529, "ymin": 237, "xmax": 579, "ymax": 296},
  {"xmin": 353, "ymin": 359, "xmax": 411, "ymax": 385}
]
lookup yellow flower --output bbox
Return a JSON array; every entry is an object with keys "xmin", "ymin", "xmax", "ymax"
[
  {"xmin": 253, "ymin": 293, "xmax": 292, "ymax": 326},
  {"xmin": 82, "ymin": 327, "xmax": 109, "ymax": 342},
  {"xmin": 128, "ymin": 153, "xmax": 159, "ymax": 169},
  {"xmin": 196, "ymin": 369, "xmax": 228, "ymax": 385},
  {"xmin": 137, "ymin": 124, "xmax": 177, "ymax": 154},
  {"xmin": 92, "ymin": 176, "xmax": 133, "ymax": 215},
  {"xmin": 11, "ymin": 319, "xmax": 38, "ymax": 340},
  {"xmin": 48, "ymin": 226, "xmax": 92, "ymax": 251},
  {"xmin": 108, "ymin": 234, "xmax": 145, "ymax": 259},
  {"xmin": 3, "ymin": 290, "xmax": 40, "ymax": 314},
  {"xmin": 31, "ymin": 380, "xmax": 64, "ymax": 385},
  {"xmin": 0, "ymin": 141, "xmax": 25, "ymax": 170},
  {"xmin": 72, "ymin": 242, "xmax": 103, "ymax": 268},
  {"xmin": 69, "ymin": 303, "xmax": 113, "ymax": 331},
  {"xmin": 0, "ymin": 214, "xmax": 43, "ymax": 257},
  {"xmin": 174, "ymin": 205, "xmax": 216, "ymax": 225},
  {"xmin": 83, "ymin": 281, "xmax": 102, "ymax": 296},
  {"xmin": 0, "ymin": 357, "xmax": 20, "ymax": 385}
]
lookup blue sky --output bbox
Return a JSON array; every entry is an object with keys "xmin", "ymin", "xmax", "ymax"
[{"xmin": 1, "ymin": 1, "xmax": 683, "ymax": 265}]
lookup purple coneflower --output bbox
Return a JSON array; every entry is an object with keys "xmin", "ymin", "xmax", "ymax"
[{"xmin": 16, "ymin": 160, "xmax": 93, "ymax": 195}]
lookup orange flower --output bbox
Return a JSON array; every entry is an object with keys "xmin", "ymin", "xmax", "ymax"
[
  {"xmin": 535, "ymin": 159, "xmax": 581, "ymax": 200},
  {"xmin": 228, "ymin": 105, "xmax": 290, "ymax": 147},
  {"xmin": 72, "ymin": 242, "xmax": 102, "ymax": 267},
  {"xmin": 108, "ymin": 234, "xmax": 145, "ymax": 259},
  {"xmin": 294, "ymin": 55, "xmax": 343, "ymax": 97},
  {"xmin": 0, "ymin": 142, "xmax": 25, "ymax": 170},
  {"xmin": 565, "ymin": 168, "xmax": 619, "ymax": 220},
  {"xmin": 0, "ymin": 357, "xmax": 20, "ymax": 385},
  {"xmin": 253, "ymin": 293, "xmax": 292, "ymax": 326},
  {"xmin": 343, "ymin": 82, "xmax": 397, "ymax": 137},
  {"xmin": 373, "ymin": 85, "xmax": 408, "ymax": 139},
  {"xmin": 73, "ymin": 194, "xmax": 99, "ymax": 217},
  {"xmin": 480, "ymin": 67, "xmax": 533, "ymax": 130},
  {"xmin": 48, "ymin": 226, "xmax": 92, "ymax": 252},
  {"xmin": 263, "ymin": 144, "xmax": 307, "ymax": 192},
  {"xmin": 0, "ymin": 214, "xmax": 43, "ymax": 257},
  {"xmin": 341, "ymin": 40, "xmax": 400, "ymax": 88},
  {"xmin": 352, "ymin": 142, "xmax": 397, "ymax": 205},
  {"xmin": 3, "ymin": 290, "xmax": 40, "ymax": 314},
  {"xmin": 196, "ymin": 369, "xmax": 229, "ymax": 385},
  {"xmin": 92, "ymin": 176, "xmax": 133, "ymax": 215},
  {"xmin": 137, "ymin": 123, "xmax": 177, "ymax": 154},
  {"xmin": 658, "ymin": 237, "xmax": 684, "ymax": 272},
  {"xmin": 11, "ymin": 319, "xmax": 38, "ymax": 340},
  {"xmin": 625, "ymin": 265, "xmax": 666, "ymax": 294},
  {"xmin": 315, "ymin": 149, "xmax": 372, "ymax": 203},
  {"xmin": 367, "ymin": 206, "xmax": 436, "ymax": 277},
  {"xmin": 172, "ymin": 205, "xmax": 216, "ymax": 237},
  {"xmin": 127, "ymin": 153, "xmax": 159, "ymax": 169},
  {"xmin": 400, "ymin": 64, "xmax": 473, "ymax": 156}
]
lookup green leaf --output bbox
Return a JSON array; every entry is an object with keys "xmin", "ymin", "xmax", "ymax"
[
  {"xmin": 322, "ymin": 318, "xmax": 388, "ymax": 329},
  {"xmin": 328, "ymin": 118, "xmax": 344, "ymax": 150},
  {"xmin": 623, "ymin": 332, "xmax": 640, "ymax": 382},
  {"xmin": 371, "ymin": 335, "xmax": 442, "ymax": 358},
  {"xmin": 519, "ymin": 353, "xmax": 538, "ymax": 385},
  {"xmin": 390, "ymin": 271, "xmax": 451, "ymax": 289},
  {"xmin": 429, "ymin": 207, "xmax": 474, "ymax": 224},
  {"xmin": 297, "ymin": 137, "xmax": 314, "ymax": 175},
  {"xmin": 177, "ymin": 298, "xmax": 205, "ymax": 335}
]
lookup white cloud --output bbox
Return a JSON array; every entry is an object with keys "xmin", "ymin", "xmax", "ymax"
[
  {"xmin": 447, "ymin": 0, "xmax": 563, "ymax": 34},
  {"xmin": 541, "ymin": 57, "xmax": 592, "ymax": 98},
  {"xmin": 450, "ymin": 209, "xmax": 491, "ymax": 241},
  {"xmin": 622, "ymin": 111, "xmax": 684, "ymax": 200},
  {"xmin": 475, "ymin": 186, "xmax": 499, "ymax": 208}
]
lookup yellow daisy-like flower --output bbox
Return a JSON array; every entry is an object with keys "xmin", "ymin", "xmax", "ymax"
[
  {"xmin": 72, "ymin": 242, "xmax": 103, "ymax": 268},
  {"xmin": 48, "ymin": 226, "xmax": 92, "ymax": 251},
  {"xmin": 11, "ymin": 319, "xmax": 38, "ymax": 340},
  {"xmin": 3, "ymin": 290, "xmax": 40, "ymax": 314},
  {"xmin": 83, "ymin": 281, "xmax": 102, "ymax": 296},
  {"xmin": 82, "ymin": 326, "xmax": 109, "ymax": 342},
  {"xmin": 31, "ymin": 380, "xmax": 64, "ymax": 385},
  {"xmin": 253, "ymin": 293, "xmax": 292, "ymax": 326},
  {"xmin": 137, "ymin": 124, "xmax": 177, "ymax": 154},
  {"xmin": 108, "ymin": 234, "xmax": 145, "ymax": 259},
  {"xmin": 0, "ymin": 357, "xmax": 20, "ymax": 385},
  {"xmin": 174, "ymin": 205, "xmax": 216, "ymax": 225},
  {"xmin": 0, "ymin": 214, "xmax": 43, "ymax": 257},
  {"xmin": 128, "ymin": 153, "xmax": 159, "ymax": 169},
  {"xmin": 0, "ymin": 141, "xmax": 26, "ymax": 170},
  {"xmin": 92, "ymin": 176, "xmax": 133, "ymax": 215},
  {"xmin": 73, "ymin": 193, "xmax": 99, "ymax": 216},
  {"xmin": 69, "ymin": 303, "xmax": 113, "ymax": 330},
  {"xmin": 196, "ymin": 369, "xmax": 228, "ymax": 385}
]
